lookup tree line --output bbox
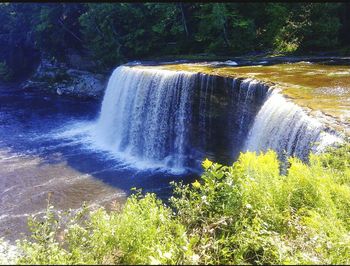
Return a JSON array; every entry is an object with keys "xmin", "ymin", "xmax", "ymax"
[{"xmin": 0, "ymin": 2, "xmax": 349, "ymax": 71}]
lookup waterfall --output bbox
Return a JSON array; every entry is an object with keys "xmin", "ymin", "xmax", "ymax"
[
  {"xmin": 95, "ymin": 65, "xmax": 340, "ymax": 171},
  {"xmin": 95, "ymin": 66, "xmax": 267, "ymax": 171},
  {"xmin": 244, "ymin": 89, "xmax": 341, "ymax": 160},
  {"xmin": 95, "ymin": 66, "xmax": 196, "ymax": 169}
]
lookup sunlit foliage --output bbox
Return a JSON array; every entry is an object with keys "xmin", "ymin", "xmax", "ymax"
[
  {"xmin": 15, "ymin": 144, "xmax": 350, "ymax": 264},
  {"xmin": 0, "ymin": 2, "xmax": 349, "ymax": 73}
]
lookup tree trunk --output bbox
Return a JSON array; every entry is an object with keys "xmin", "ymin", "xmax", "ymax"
[
  {"xmin": 179, "ymin": 3, "xmax": 189, "ymax": 38},
  {"xmin": 223, "ymin": 19, "xmax": 231, "ymax": 47}
]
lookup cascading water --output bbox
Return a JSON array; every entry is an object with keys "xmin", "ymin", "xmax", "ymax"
[
  {"xmin": 95, "ymin": 65, "xmax": 340, "ymax": 172},
  {"xmin": 95, "ymin": 65, "xmax": 268, "ymax": 171},
  {"xmin": 244, "ymin": 89, "xmax": 341, "ymax": 160},
  {"xmin": 95, "ymin": 66, "xmax": 196, "ymax": 169}
]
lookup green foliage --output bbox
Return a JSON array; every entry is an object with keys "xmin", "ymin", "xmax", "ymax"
[
  {"xmin": 32, "ymin": 3, "xmax": 84, "ymax": 58},
  {"xmin": 17, "ymin": 193, "xmax": 195, "ymax": 265},
  {"xmin": 299, "ymin": 3, "xmax": 342, "ymax": 50},
  {"xmin": 1, "ymin": 3, "xmax": 349, "ymax": 70},
  {"xmin": 316, "ymin": 142, "xmax": 350, "ymax": 184},
  {"xmin": 171, "ymin": 148, "xmax": 350, "ymax": 264},
  {"xmin": 270, "ymin": 3, "xmax": 342, "ymax": 53},
  {"xmin": 14, "ymin": 145, "xmax": 350, "ymax": 265},
  {"xmin": 78, "ymin": 3, "xmax": 189, "ymax": 68},
  {"xmin": 194, "ymin": 3, "xmax": 256, "ymax": 54}
]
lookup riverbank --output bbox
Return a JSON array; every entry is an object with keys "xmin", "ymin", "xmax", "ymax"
[
  {"xmin": 17, "ymin": 55, "xmax": 350, "ymax": 100},
  {"xmin": 21, "ymin": 58, "xmax": 109, "ymax": 100},
  {"xmin": 7, "ymin": 144, "xmax": 350, "ymax": 265}
]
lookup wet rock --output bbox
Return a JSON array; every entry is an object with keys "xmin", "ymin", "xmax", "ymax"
[
  {"xmin": 66, "ymin": 49, "xmax": 98, "ymax": 71},
  {"xmin": 22, "ymin": 57, "xmax": 108, "ymax": 99}
]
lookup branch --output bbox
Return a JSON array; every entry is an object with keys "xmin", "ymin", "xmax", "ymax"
[{"xmin": 58, "ymin": 18, "xmax": 83, "ymax": 43}]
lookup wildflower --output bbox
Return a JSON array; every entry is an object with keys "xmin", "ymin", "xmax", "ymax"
[
  {"xmin": 202, "ymin": 158, "xmax": 213, "ymax": 169},
  {"xmin": 192, "ymin": 180, "xmax": 201, "ymax": 189}
]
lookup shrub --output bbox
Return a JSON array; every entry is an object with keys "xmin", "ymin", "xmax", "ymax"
[
  {"xmin": 15, "ymin": 146, "xmax": 350, "ymax": 265},
  {"xmin": 171, "ymin": 149, "xmax": 350, "ymax": 264},
  {"xmin": 16, "ymin": 193, "xmax": 195, "ymax": 265}
]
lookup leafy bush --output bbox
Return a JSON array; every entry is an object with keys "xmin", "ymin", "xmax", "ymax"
[
  {"xmin": 172, "ymin": 150, "xmax": 350, "ymax": 264},
  {"xmin": 14, "ymin": 146, "xmax": 350, "ymax": 264},
  {"xmin": 317, "ymin": 142, "xmax": 350, "ymax": 184},
  {"xmin": 17, "ymin": 193, "xmax": 195, "ymax": 265}
]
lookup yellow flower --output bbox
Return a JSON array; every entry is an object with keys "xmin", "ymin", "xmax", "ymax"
[
  {"xmin": 192, "ymin": 180, "xmax": 201, "ymax": 189},
  {"xmin": 202, "ymin": 158, "xmax": 213, "ymax": 169}
]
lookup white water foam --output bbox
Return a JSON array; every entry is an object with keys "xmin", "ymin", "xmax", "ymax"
[
  {"xmin": 244, "ymin": 89, "xmax": 342, "ymax": 159},
  {"xmin": 51, "ymin": 119, "xmax": 188, "ymax": 174}
]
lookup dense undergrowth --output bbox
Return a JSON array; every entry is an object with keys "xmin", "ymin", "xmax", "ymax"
[{"xmin": 4, "ymin": 143, "xmax": 350, "ymax": 265}]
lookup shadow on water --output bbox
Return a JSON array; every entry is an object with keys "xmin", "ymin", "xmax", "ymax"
[{"xmin": 0, "ymin": 86, "xmax": 197, "ymax": 202}]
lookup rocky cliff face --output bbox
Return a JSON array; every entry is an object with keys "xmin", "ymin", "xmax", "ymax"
[{"xmin": 22, "ymin": 57, "xmax": 108, "ymax": 99}]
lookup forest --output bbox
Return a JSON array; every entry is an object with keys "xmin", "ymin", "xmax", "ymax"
[{"xmin": 1, "ymin": 2, "xmax": 350, "ymax": 77}]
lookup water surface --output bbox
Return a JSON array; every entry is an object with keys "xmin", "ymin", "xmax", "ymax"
[{"xmin": 0, "ymin": 86, "xmax": 189, "ymax": 242}]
